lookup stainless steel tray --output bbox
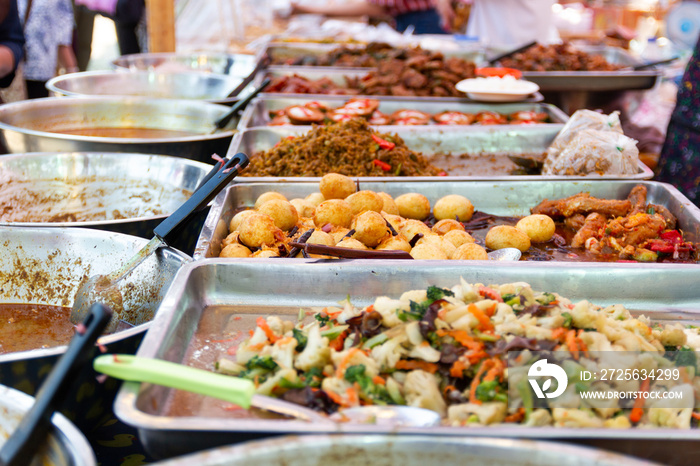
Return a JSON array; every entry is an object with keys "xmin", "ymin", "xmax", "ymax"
[
  {"xmin": 238, "ymin": 95, "xmax": 569, "ymax": 130},
  {"xmin": 264, "ymin": 42, "xmax": 487, "ymax": 68},
  {"xmin": 114, "ymin": 260, "xmax": 700, "ymax": 462},
  {"xmin": 508, "ymin": 45, "xmax": 660, "ymax": 92},
  {"xmin": 194, "ymin": 180, "xmax": 698, "ymax": 259},
  {"xmin": 227, "ymin": 125, "xmax": 653, "ymax": 181},
  {"xmin": 259, "ymin": 67, "xmax": 545, "ymax": 102}
]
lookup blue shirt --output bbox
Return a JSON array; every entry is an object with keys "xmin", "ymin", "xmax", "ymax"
[{"xmin": 0, "ymin": 0, "xmax": 25, "ymax": 87}]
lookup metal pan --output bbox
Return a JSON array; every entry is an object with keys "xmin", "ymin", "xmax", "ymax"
[
  {"xmin": 259, "ymin": 67, "xmax": 545, "ymax": 103},
  {"xmin": 194, "ymin": 179, "xmax": 698, "ymax": 260},
  {"xmin": 0, "ymin": 226, "xmax": 189, "ymax": 432},
  {"xmin": 237, "ymin": 95, "xmax": 569, "ymax": 130},
  {"xmin": 0, "ymin": 152, "xmax": 212, "ymax": 255},
  {"xmin": 154, "ymin": 435, "xmax": 659, "ymax": 465},
  {"xmin": 226, "ymin": 125, "xmax": 653, "ymax": 181},
  {"xmin": 0, "ymin": 97, "xmax": 237, "ymax": 163},
  {"xmin": 0, "ymin": 384, "xmax": 95, "ymax": 466},
  {"xmin": 114, "ymin": 260, "xmax": 700, "ymax": 463},
  {"xmin": 112, "ymin": 52, "xmax": 257, "ymax": 77}
]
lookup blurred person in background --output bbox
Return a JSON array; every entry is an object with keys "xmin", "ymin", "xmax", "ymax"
[
  {"xmin": 465, "ymin": 0, "xmax": 558, "ymax": 47},
  {"xmin": 291, "ymin": 0, "xmax": 457, "ymax": 34},
  {"xmin": 0, "ymin": 0, "xmax": 25, "ymax": 87},
  {"xmin": 654, "ymin": 36, "xmax": 700, "ymax": 206},
  {"xmin": 19, "ymin": 0, "xmax": 77, "ymax": 98}
]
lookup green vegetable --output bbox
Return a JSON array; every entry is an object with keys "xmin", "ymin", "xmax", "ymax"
[
  {"xmin": 278, "ymin": 377, "xmax": 305, "ymax": 389},
  {"xmin": 536, "ymin": 292, "xmax": 557, "ymax": 305},
  {"xmin": 647, "ymin": 207, "xmax": 656, "ymax": 215},
  {"xmin": 673, "ymin": 346, "xmax": 697, "ymax": 368},
  {"xmin": 386, "ymin": 377, "xmax": 406, "ymax": 405},
  {"xmin": 245, "ymin": 355, "xmax": 278, "ymax": 371},
  {"xmin": 315, "ymin": 313, "xmax": 330, "ymax": 326},
  {"xmin": 561, "ymin": 312, "xmax": 573, "ymax": 328},
  {"xmin": 474, "ymin": 330, "xmax": 499, "ymax": 342},
  {"xmin": 398, "ymin": 300, "xmax": 429, "ymax": 321},
  {"xmin": 345, "ymin": 364, "xmax": 372, "ymax": 391},
  {"xmin": 303, "ymin": 367, "xmax": 323, "ymax": 388},
  {"xmin": 293, "ymin": 328, "xmax": 308, "ymax": 352},
  {"xmin": 321, "ymin": 324, "xmax": 349, "ymax": 340},
  {"xmin": 362, "ymin": 333, "xmax": 388, "ymax": 349},
  {"xmin": 516, "ymin": 378, "xmax": 534, "ymax": 420},
  {"xmin": 575, "ymin": 381, "xmax": 590, "ymax": 393},
  {"xmin": 215, "ymin": 358, "xmax": 245, "ymax": 376},
  {"xmin": 467, "ymin": 414, "xmax": 480, "ymax": 423},
  {"xmin": 475, "ymin": 380, "xmax": 507, "ymax": 403},
  {"xmin": 298, "ymin": 308, "xmax": 305, "ymax": 322},
  {"xmin": 427, "ymin": 285, "xmax": 454, "ymax": 301}
]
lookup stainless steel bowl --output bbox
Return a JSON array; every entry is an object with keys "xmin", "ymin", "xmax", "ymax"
[
  {"xmin": 0, "ymin": 97, "xmax": 236, "ymax": 163},
  {"xmin": 112, "ymin": 52, "xmax": 256, "ymax": 77},
  {"xmin": 0, "ymin": 152, "xmax": 212, "ymax": 253},
  {"xmin": 0, "ymin": 384, "xmax": 95, "ymax": 466},
  {"xmin": 0, "ymin": 226, "xmax": 189, "ymax": 431},
  {"xmin": 46, "ymin": 70, "xmax": 243, "ymax": 105},
  {"xmin": 154, "ymin": 435, "xmax": 659, "ymax": 465}
]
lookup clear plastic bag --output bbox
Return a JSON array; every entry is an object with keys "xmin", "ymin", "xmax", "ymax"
[
  {"xmin": 543, "ymin": 109, "xmax": 623, "ymax": 172},
  {"xmin": 543, "ymin": 128, "xmax": 640, "ymax": 176}
]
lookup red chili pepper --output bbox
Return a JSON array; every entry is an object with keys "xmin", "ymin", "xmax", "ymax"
[
  {"xmin": 660, "ymin": 230, "xmax": 683, "ymax": 243},
  {"xmin": 372, "ymin": 159, "xmax": 391, "ymax": 171},
  {"xmin": 371, "ymin": 134, "xmax": 395, "ymax": 150},
  {"xmin": 647, "ymin": 239, "xmax": 675, "ymax": 254},
  {"xmin": 438, "ymin": 171, "xmax": 448, "ymax": 176}
]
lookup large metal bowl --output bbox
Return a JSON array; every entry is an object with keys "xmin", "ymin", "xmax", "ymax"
[
  {"xmin": 0, "ymin": 385, "xmax": 95, "ymax": 466},
  {"xmin": 0, "ymin": 97, "xmax": 236, "ymax": 163},
  {"xmin": 112, "ymin": 52, "xmax": 256, "ymax": 77},
  {"xmin": 155, "ymin": 435, "xmax": 658, "ymax": 465},
  {"xmin": 0, "ymin": 152, "xmax": 212, "ymax": 254},
  {"xmin": 46, "ymin": 70, "xmax": 243, "ymax": 105},
  {"xmin": 0, "ymin": 226, "xmax": 190, "ymax": 431}
]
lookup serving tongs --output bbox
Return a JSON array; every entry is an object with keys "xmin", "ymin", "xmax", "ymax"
[
  {"xmin": 69, "ymin": 153, "xmax": 250, "ymax": 332},
  {"xmin": 289, "ymin": 242, "xmax": 521, "ymax": 261},
  {"xmin": 212, "ymin": 77, "xmax": 271, "ymax": 132},
  {"xmin": 0, "ymin": 304, "xmax": 111, "ymax": 466},
  {"xmin": 486, "ymin": 40, "xmax": 537, "ymax": 65}
]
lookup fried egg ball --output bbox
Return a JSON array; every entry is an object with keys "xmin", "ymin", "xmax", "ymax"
[
  {"xmin": 381, "ymin": 212, "xmax": 404, "ymax": 233},
  {"xmin": 307, "ymin": 230, "xmax": 335, "ymax": 247},
  {"xmin": 319, "ymin": 173, "xmax": 356, "ymax": 200},
  {"xmin": 375, "ymin": 235, "xmax": 412, "ymax": 253},
  {"xmin": 253, "ymin": 249, "xmax": 279, "ymax": 258},
  {"xmin": 395, "ymin": 193, "xmax": 431, "ymax": 220},
  {"xmin": 229, "ymin": 209, "xmax": 256, "ymax": 233},
  {"xmin": 336, "ymin": 237, "xmax": 368, "ymax": 250},
  {"xmin": 290, "ymin": 198, "xmax": 316, "ymax": 218},
  {"xmin": 351, "ymin": 211, "xmax": 391, "ymax": 248},
  {"xmin": 433, "ymin": 194, "xmax": 474, "ymax": 221},
  {"xmin": 238, "ymin": 213, "xmax": 282, "ymax": 248},
  {"xmin": 257, "ymin": 199, "xmax": 298, "ymax": 231},
  {"xmin": 221, "ymin": 231, "xmax": 240, "ymax": 248},
  {"xmin": 330, "ymin": 227, "xmax": 351, "ymax": 244},
  {"xmin": 443, "ymin": 229, "xmax": 475, "ymax": 248},
  {"xmin": 452, "ymin": 243, "xmax": 489, "ymax": 261},
  {"xmin": 399, "ymin": 219, "xmax": 431, "ymax": 242},
  {"xmin": 305, "ymin": 192, "xmax": 325, "ymax": 207},
  {"xmin": 313, "ymin": 199, "xmax": 353, "ymax": 229},
  {"xmin": 432, "ymin": 219, "xmax": 465, "ymax": 236},
  {"xmin": 220, "ymin": 243, "xmax": 252, "ymax": 258},
  {"xmin": 377, "ymin": 192, "xmax": 400, "ymax": 215},
  {"xmin": 416, "ymin": 234, "xmax": 456, "ymax": 259},
  {"xmin": 254, "ymin": 191, "xmax": 287, "ymax": 209},
  {"xmin": 516, "ymin": 214, "xmax": 556, "ymax": 243},
  {"xmin": 410, "ymin": 242, "xmax": 448, "ymax": 260},
  {"xmin": 345, "ymin": 190, "xmax": 384, "ymax": 215},
  {"xmin": 485, "ymin": 225, "xmax": 531, "ymax": 252}
]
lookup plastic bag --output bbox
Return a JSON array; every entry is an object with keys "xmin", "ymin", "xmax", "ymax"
[
  {"xmin": 543, "ymin": 109, "xmax": 622, "ymax": 172},
  {"xmin": 543, "ymin": 128, "xmax": 640, "ymax": 176}
]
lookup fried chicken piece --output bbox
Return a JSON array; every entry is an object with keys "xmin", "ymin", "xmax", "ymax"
[
  {"xmin": 402, "ymin": 68, "xmax": 429, "ymax": 88},
  {"xmin": 564, "ymin": 214, "xmax": 586, "ymax": 231},
  {"xmin": 572, "ymin": 212, "xmax": 606, "ymax": 248},
  {"xmin": 531, "ymin": 193, "xmax": 631, "ymax": 218},
  {"xmin": 627, "ymin": 185, "xmax": 647, "ymax": 214},
  {"xmin": 647, "ymin": 203, "xmax": 676, "ymax": 230},
  {"xmin": 608, "ymin": 213, "xmax": 667, "ymax": 248}
]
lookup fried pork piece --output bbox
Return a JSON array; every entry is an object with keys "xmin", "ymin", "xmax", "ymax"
[
  {"xmin": 368, "ymin": 110, "xmax": 392, "ymax": 125},
  {"xmin": 336, "ymin": 98, "xmax": 380, "ymax": 117},
  {"xmin": 531, "ymin": 193, "xmax": 631, "ymax": 218},
  {"xmin": 564, "ymin": 213, "xmax": 586, "ymax": 231},
  {"xmin": 434, "ymin": 111, "xmax": 476, "ymax": 125},
  {"xmin": 602, "ymin": 212, "xmax": 667, "ymax": 248},
  {"xmin": 285, "ymin": 105, "xmax": 325, "ymax": 124},
  {"xmin": 571, "ymin": 213, "xmax": 606, "ymax": 248},
  {"xmin": 627, "ymin": 185, "xmax": 648, "ymax": 214},
  {"xmin": 510, "ymin": 110, "xmax": 548, "ymax": 122},
  {"xmin": 648, "ymin": 203, "xmax": 677, "ymax": 230},
  {"xmin": 475, "ymin": 111, "xmax": 508, "ymax": 125}
]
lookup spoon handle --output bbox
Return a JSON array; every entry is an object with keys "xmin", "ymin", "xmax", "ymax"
[
  {"xmin": 0, "ymin": 304, "xmax": 112, "ymax": 466},
  {"xmin": 93, "ymin": 354, "xmax": 255, "ymax": 408},
  {"xmin": 214, "ymin": 77, "xmax": 271, "ymax": 130},
  {"xmin": 487, "ymin": 40, "xmax": 537, "ymax": 65}
]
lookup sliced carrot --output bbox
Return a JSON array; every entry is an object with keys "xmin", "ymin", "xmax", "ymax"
[
  {"xmin": 482, "ymin": 358, "xmax": 505, "ymax": 382},
  {"xmin": 566, "ymin": 329, "xmax": 579, "ymax": 360},
  {"xmin": 477, "ymin": 285, "xmax": 503, "ymax": 303},
  {"xmin": 629, "ymin": 377, "xmax": 651, "ymax": 423},
  {"xmin": 468, "ymin": 303, "xmax": 495, "ymax": 333},
  {"xmin": 346, "ymin": 385, "xmax": 360, "ymax": 407},
  {"xmin": 550, "ymin": 327, "xmax": 567, "ymax": 340},
  {"xmin": 450, "ymin": 359, "xmax": 467, "ymax": 378},
  {"xmin": 372, "ymin": 375, "xmax": 386, "ymax": 386},
  {"xmin": 483, "ymin": 303, "xmax": 498, "ymax": 317},
  {"xmin": 256, "ymin": 317, "xmax": 280, "ymax": 343},
  {"xmin": 469, "ymin": 359, "xmax": 495, "ymax": 404},
  {"xmin": 325, "ymin": 389, "xmax": 345, "ymax": 406},
  {"xmin": 211, "ymin": 338, "xmax": 235, "ymax": 343},
  {"xmin": 395, "ymin": 359, "xmax": 439, "ymax": 374},
  {"xmin": 443, "ymin": 384, "xmax": 457, "ymax": 395},
  {"xmin": 226, "ymin": 346, "xmax": 237, "ymax": 356},
  {"xmin": 437, "ymin": 307, "xmax": 449, "ymax": 321},
  {"xmin": 691, "ymin": 411, "xmax": 700, "ymax": 421},
  {"xmin": 328, "ymin": 330, "xmax": 349, "ymax": 351},
  {"xmin": 467, "ymin": 350, "xmax": 489, "ymax": 365},
  {"xmin": 504, "ymin": 407, "xmax": 525, "ymax": 423},
  {"xmin": 449, "ymin": 330, "xmax": 484, "ymax": 351}
]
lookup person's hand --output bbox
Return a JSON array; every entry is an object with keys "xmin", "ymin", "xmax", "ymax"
[{"xmin": 432, "ymin": 0, "xmax": 456, "ymax": 32}]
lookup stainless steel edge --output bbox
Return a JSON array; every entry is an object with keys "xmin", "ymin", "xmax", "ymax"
[
  {"xmin": 225, "ymin": 125, "xmax": 653, "ymax": 181},
  {"xmin": 112, "ymin": 52, "xmax": 257, "ymax": 77},
  {"xmin": 194, "ymin": 179, "xmax": 694, "ymax": 260}
]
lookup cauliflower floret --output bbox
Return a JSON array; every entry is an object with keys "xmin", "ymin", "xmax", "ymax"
[
  {"xmin": 604, "ymin": 416, "xmax": 632, "ymax": 429},
  {"xmin": 447, "ymin": 402, "xmax": 507, "ymax": 425},
  {"xmin": 400, "ymin": 289, "xmax": 427, "ymax": 304},
  {"xmin": 524, "ymin": 409, "xmax": 553, "ymax": 426},
  {"xmin": 684, "ymin": 328, "xmax": 700, "ymax": 350},
  {"xmin": 405, "ymin": 321, "xmax": 424, "ymax": 346},
  {"xmin": 269, "ymin": 336, "xmax": 297, "ymax": 369},
  {"xmin": 552, "ymin": 408, "xmax": 604, "ymax": 428},
  {"xmin": 236, "ymin": 326, "xmax": 269, "ymax": 365},
  {"xmin": 441, "ymin": 304, "xmax": 473, "ymax": 325},
  {"xmin": 570, "ymin": 300, "xmax": 597, "ymax": 329},
  {"xmin": 454, "ymin": 278, "xmax": 480, "ymax": 303},
  {"xmin": 403, "ymin": 370, "xmax": 446, "ymax": 417},
  {"xmin": 265, "ymin": 316, "xmax": 286, "ymax": 337},
  {"xmin": 294, "ymin": 324, "xmax": 330, "ymax": 372},
  {"xmin": 660, "ymin": 324, "xmax": 687, "ymax": 348},
  {"xmin": 579, "ymin": 331, "xmax": 614, "ymax": 352},
  {"xmin": 372, "ymin": 296, "xmax": 407, "ymax": 327},
  {"xmin": 255, "ymin": 368, "xmax": 298, "ymax": 397},
  {"xmin": 602, "ymin": 303, "xmax": 631, "ymax": 321},
  {"xmin": 331, "ymin": 348, "xmax": 379, "ymax": 377},
  {"xmin": 491, "ymin": 303, "xmax": 516, "ymax": 325},
  {"xmin": 371, "ymin": 336, "xmax": 407, "ymax": 370},
  {"xmin": 450, "ymin": 313, "xmax": 479, "ymax": 332},
  {"xmin": 321, "ymin": 376, "xmax": 353, "ymax": 403},
  {"xmin": 537, "ymin": 314, "xmax": 564, "ymax": 329},
  {"xmin": 648, "ymin": 407, "xmax": 693, "ymax": 429},
  {"xmin": 408, "ymin": 341, "xmax": 441, "ymax": 363}
]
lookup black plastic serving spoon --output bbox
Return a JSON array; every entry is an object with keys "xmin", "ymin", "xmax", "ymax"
[
  {"xmin": 212, "ymin": 77, "xmax": 271, "ymax": 131},
  {"xmin": 487, "ymin": 41, "xmax": 537, "ymax": 65},
  {"xmin": 0, "ymin": 303, "xmax": 112, "ymax": 466}
]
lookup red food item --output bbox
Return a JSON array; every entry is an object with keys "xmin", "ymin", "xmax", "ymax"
[
  {"xmin": 285, "ymin": 105, "xmax": 325, "ymax": 124},
  {"xmin": 476, "ymin": 67, "xmax": 522, "ymax": 79},
  {"xmin": 336, "ymin": 98, "xmax": 380, "ymax": 117},
  {"xmin": 433, "ymin": 111, "xmax": 476, "ymax": 125},
  {"xmin": 509, "ymin": 110, "xmax": 548, "ymax": 122},
  {"xmin": 326, "ymin": 110, "xmax": 356, "ymax": 123},
  {"xmin": 368, "ymin": 110, "xmax": 393, "ymax": 125},
  {"xmin": 391, "ymin": 109, "xmax": 431, "ymax": 121},
  {"xmin": 372, "ymin": 159, "xmax": 392, "ymax": 171},
  {"xmin": 475, "ymin": 111, "xmax": 507, "ymax": 125},
  {"xmin": 269, "ymin": 114, "xmax": 291, "ymax": 126},
  {"xmin": 371, "ymin": 133, "xmax": 395, "ymax": 150},
  {"xmin": 394, "ymin": 117, "xmax": 429, "ymax": 126}
]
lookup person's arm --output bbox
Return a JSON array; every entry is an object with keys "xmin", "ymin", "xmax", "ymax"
[
  {"xmin": 291, "ymin": 0, "xmax": 386, "ymax": 17},
  {"xmin": 431, "ymin": 0, "xmax": 455, "ymax": 32},
  {"xmin": 57, "ymin": 44, "xmax": 79, "ymax": 73},
  {"xmin": 0, "ymin": 0, "xmax": 24, "ymax": 86}
]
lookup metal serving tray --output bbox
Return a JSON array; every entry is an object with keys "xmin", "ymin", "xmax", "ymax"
[
  {"xmin": 512, "ymin": 45, "xmax": 660, "ymax": 92},
  {"xmin": 259, "ymin": 67, "xmax": 545, "ymax": 103},
  {"xmin": 194, "ymin": 180, "xmax": 698, "ymax": 260},
  {"xmin": 114, "ymin": 260, "xmax": 700, "ymax": 462},
  {"xmin": 264, "ymin": 42, "xmax": 487, "ymax": 68},
  {"xmin": 227, "ymin": 125, "xmax": 653, "ymax": 181},
  {"xmin": 237, "ymin": 95, "xmax": 569, "ymax": 130}
]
